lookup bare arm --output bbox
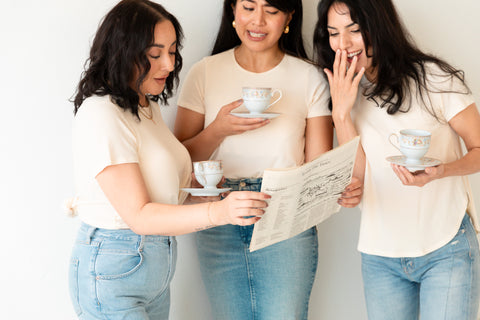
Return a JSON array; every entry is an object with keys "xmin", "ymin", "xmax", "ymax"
[
  {"xmin": 304, "ymin": 115, "xmax": 334, "ymax": 162},
  {"xmin": 96, "ymin": 163, "xmax": 270, "ymax": 235},
  {"xmin": 324, "ymin": 50, "xmax": 366, "ymax": 182},
  {"xmin": 324, "ymin": 50, "xmax": 366, "ymax": 207},
  {"xmin": 174, "ymin": 101, "xmax": 270, "ymax": 161}
]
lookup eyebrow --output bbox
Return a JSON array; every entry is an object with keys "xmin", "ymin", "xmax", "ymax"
[
  {"xmin": 149, "ymin": 41, "xmax": 177, "ymax": 49},
  {"xmin": 327, "ymin": 22, "xmax": 357, "ymax": 30},
  {"xmin": 240, "ymin": 0, "xmax": 273, "ymax": 7}
]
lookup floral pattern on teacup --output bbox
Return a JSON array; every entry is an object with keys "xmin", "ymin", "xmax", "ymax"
[
  {"xmin": 400, "ymin": 135, "xmax": 430, "ymax": 147},
  {"xmin": 242, "ymin": 87, "xmax": 274, "ymax": 100},
  {"xmin": 193, "ymin": 160, "xmax": 223, "ymax": 173}
]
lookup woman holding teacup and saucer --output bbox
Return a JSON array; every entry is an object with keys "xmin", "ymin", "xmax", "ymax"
[
  {"xmin": 67, "ymin": 1, "xmax": 271, "ymax": 318},
  {"xmin": 173, "ymin": 0, "xmax": 363, "ymax": 319},
  {"xmin": 314, "ymin": 0, "xmax": 480, "ymax": 318}
]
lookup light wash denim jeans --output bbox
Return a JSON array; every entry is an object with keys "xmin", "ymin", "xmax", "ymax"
[
  {"xmin": 196, "ymin": 178, "xmax": 318, "ymax": 320},
  {"xmin": 69, "ymin": 223, "xmax": 177, "ymax": 319},
  {"xmin": 361, "ymin": 214, "xmax": 480, "ymax": 320}
]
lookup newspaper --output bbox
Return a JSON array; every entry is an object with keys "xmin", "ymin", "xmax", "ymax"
[{"xmin": 249, "ymin": 136, "xmax": 360, "ymax": 252}]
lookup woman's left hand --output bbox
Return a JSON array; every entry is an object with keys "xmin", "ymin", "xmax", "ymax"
[
  {"xmin": 391, "ymin": 164, "xmax": 445, "ymax": 187},
  {"xmin": 338, "ymin": 176, "xmax": 363, "ymax": 208}
]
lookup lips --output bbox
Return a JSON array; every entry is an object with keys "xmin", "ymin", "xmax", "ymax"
[
  {"xmin": 247, "ymin": 30, "xmax": 267, "ymax": 40},
  {"xmin": 154, "ymin": 76, "xmax": 167, "ymax": 83},
  {"xmin": 346, "ymin": 50, "xmax": 362, "ymax": 63}
]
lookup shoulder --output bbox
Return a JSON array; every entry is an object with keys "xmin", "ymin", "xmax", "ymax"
[
  {"xmin": 283, "ymin": 55, "xmax": 328, "ymax": 86},
  {"xmin": 184, "ymin": 49, "xmax": 235, "ymax": 81},
  {"xmin": 201, "ymin": 49, "xmax": 234, "ymax": 68},
  {"xmin": 75, "ymin": 95, "xmax": 135, "ymax": 129},
  {"xmin": 283, "ymin": 54, "xmax": 317, "ymax": 70},
  {"xmin": 422, "ymin": 61, "xmax": 469, "ymax": 93}
]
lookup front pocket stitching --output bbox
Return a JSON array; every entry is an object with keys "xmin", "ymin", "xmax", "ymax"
[{"xmin": 95, "ymin": 249, "xmax": 144, "ymax": 280}]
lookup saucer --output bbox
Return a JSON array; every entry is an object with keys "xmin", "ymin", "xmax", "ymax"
[
  {"xmin": 181, "ymin": 187, "xmax": 231, "ymax": 196},
  {"xmin": 230, "ymin": 112, "xmax": 280, "ymax": 119},
  {"xmin": 386, "ymin": 155, "xmax": 441, "ymax": 172}
]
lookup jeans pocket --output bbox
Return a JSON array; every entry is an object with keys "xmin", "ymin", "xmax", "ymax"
[
  {"xmin": 94, "ymin": 240, "xmax": 144, "ymax": 280},
  {"xmin": 68, "ymin": 257, "xmax": 82, "ymax": 316}
]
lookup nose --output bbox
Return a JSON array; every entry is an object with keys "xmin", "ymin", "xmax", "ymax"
[
  {"xmin": 161, "ymin": 54, "xmax": 175, "ymax": 73},
  {"xmin": 339, "ymin": 34, "xmax": 351, "ymax": 50},
  {"xmin": 252, "ymin": 8, "xmax": 266, "ymax": 26}
]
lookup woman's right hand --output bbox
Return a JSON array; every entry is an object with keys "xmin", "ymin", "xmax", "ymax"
[
  {"xmin": 209, "ymin": 99, "xmax": 270, "ymax": 137},
  {"xmin": 209, "ymin": 191, "xmax": 271, "ymax": 226},
  {"xmin": 323, "ymin": 50, "xmax": 365, "ymax": 119}
]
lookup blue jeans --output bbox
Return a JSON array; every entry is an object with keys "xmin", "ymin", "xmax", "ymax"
[
  {"xmin": 361, "ymin": 214, "xmax": 480, "ymax": 320},
  {"xmin": 69, "ymin": 223, "xmax": 177, "ymax": 319},
  {"xmin": 197, "ymin": 178, "xmax": 318, "ymax": 320}
]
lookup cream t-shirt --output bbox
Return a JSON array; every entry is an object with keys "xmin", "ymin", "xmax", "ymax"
[
  {"xmin": 72, "ymin": 95, "xmax": 192, "ymax": 229},
  {"xmin": 353, "ymin": 63, "xmax": 478, "ymax": 257},
  {"xmin": 177, "ymin": 49, "xmax": 331, "ymax": 178}
]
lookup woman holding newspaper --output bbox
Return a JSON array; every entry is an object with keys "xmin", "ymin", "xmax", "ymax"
[
  {"xmin": 314, "ymin": 0, "xmax": 480, "ymax": 318},
  {"xmin": 173, "ymin": 0, "xmax": 362, "ymax": 319}
]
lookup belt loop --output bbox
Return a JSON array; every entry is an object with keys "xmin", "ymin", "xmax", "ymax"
[
  {"xmin": 138, "ymin": 235, "xmax": 145, "ymax": 252},
  {"xmin": 84, "ymin": 225, "xmax": 97, "ymax": 245}
]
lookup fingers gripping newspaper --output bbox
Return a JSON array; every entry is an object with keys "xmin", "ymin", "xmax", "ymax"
[{"xmin": 249, "ymin": 136, "xmax": 360, "ymax": 252}]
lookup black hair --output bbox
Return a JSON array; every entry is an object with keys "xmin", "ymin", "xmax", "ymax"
[
  {"xmin": 212, "ymin": 0, "xmax": 307, "ymax": 60},
  {"xmin": 313, "ymin": 0, "xmax": 469, "ymax": 116},
  {"xmin": 72, "ymin": 0, "xmax": 184, "ymax": 118}
]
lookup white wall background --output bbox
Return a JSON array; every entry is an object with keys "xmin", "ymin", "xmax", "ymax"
[{"xmin": 0, "ymin": 0, "xmax": 478, "ymax": 319}]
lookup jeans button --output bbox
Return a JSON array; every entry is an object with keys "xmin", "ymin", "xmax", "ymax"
[{"xmin": 239, "ymin": 182, "xmax": 246, "ymax": 187}]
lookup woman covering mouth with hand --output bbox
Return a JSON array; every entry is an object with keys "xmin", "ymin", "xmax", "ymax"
[{"xmin": 314, "ymin": 0, "xmax": 480, "ymax": 319}]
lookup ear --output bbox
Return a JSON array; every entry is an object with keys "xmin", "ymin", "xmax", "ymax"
[
  {"xmin": 286, "ymin": 10, "xmax": 294, "ymax": 26},
  {"xmin": 231, "ymin": 2, "xmax": 236, "ymax": 18}
]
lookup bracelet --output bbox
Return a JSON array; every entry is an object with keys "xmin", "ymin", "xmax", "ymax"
[{"xmin": 206, "ymin": 202, "xmax": 216, "ymax": 226}]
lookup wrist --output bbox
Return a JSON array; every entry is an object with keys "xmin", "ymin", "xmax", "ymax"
[
  {"xmin": 332, "ymin": 111, "xmax": 350, "ymax": 124},
  {"xmin": 205, "ymin": 120, "xmax": 226, "ymax": 141},
  {"xmin": 206, "ymin": 201, "xmax": 222, "ymax": 226}
]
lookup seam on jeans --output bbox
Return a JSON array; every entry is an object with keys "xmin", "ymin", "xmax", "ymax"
[
  {"xmin": 88, "ymin": 242, "xmax": 103, "ymax": 314},
  {"xmin": 463, "ymin": 219, "xmax": 476, "ymax": 318},
  {"xmin": 152, "ymin": 237, "xmax": 175, "ymax": 303},
  {"xmin": 443, "ymin": 248, "xmax": 456, "ymax": 320},
  {"xmin": 306, "ymin": 228, "xmax": 319, "ymax": 320},
  {"xmin": 70, "ymin": 258, "xmax": 83, "ymax": 316},
  {"xmin": 244, "ymin": 244, "xmax": 256, "ymax": 319}
]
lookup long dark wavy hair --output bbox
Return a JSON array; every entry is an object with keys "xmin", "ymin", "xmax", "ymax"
[
  {"xmin": 313, "ymin": 0, "xmax": 469, "ymax": 116},
  {"xmin": 212, "ymin": 0, "xmax": 307, "ymax": 60},
  {"xmin": 73, "ymin": 0, "xmax": 184, "ymax": 118}
]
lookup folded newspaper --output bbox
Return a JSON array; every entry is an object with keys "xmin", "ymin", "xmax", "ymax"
[{"xmin": 249, "ymin": 136, "xmax": 360, "ymax": 252}]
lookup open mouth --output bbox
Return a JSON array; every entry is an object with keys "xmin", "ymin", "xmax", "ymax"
[
  {"xmin": 248, "ymin": 30, "xmax": 267, "ymax": 40},
  {"xmin": 346, "ymin": 50, "xmax": 362, "ymax": 63}
]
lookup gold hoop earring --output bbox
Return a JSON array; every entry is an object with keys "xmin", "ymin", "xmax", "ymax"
[
  {"xmin": 284, "ymin": 25, "xmax": 290, "ymax": 34},
  {"xmin": 232, "ymin": 20, "xmax": 236, "ymax": 28}
]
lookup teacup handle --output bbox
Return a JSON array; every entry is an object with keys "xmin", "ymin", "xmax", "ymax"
[
  {"xmin": 388, "ymin": 133, "xmax": 401, "ymax": 152},
  {"xmin": 267, "ymin": 89, "xmax": 282, "ymax": 108}
]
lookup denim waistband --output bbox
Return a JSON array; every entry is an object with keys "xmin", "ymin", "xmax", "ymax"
[{"xmin": 78, "ymin": 222, "xmax": 172, "ymax": 244}]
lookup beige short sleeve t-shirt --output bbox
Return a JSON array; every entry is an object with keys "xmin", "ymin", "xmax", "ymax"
[
  {"xmin": 177, "ymin": 49, "xmax": 331, "ymax": 178},
  {"xmin": 353, "ymin": 63, "xmax": 478, "ymax": 257},
  {"xmin": 72, "ymin": 95, "xmax": 192, "ymax": 229}
]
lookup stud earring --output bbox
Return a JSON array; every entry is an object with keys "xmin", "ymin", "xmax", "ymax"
[
  {"xmin": 284, "ymin": 25, "xmax": 289, "ymax": 34},
  {"xmin": 232, "ymin": 20, "xmax": 236, "ymax": 28}
]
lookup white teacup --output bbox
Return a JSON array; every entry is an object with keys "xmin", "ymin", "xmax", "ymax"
[
  {"xmin": 242, "ymin": 87, "xmax": 282, "ymax": 114},
  {"xmin": 389, "ymin": 129, "xmax": 431, "ymax": 163},
  {"xmin": 193, "ymin": 160, "xmax": 223, "ymax": 189}
]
